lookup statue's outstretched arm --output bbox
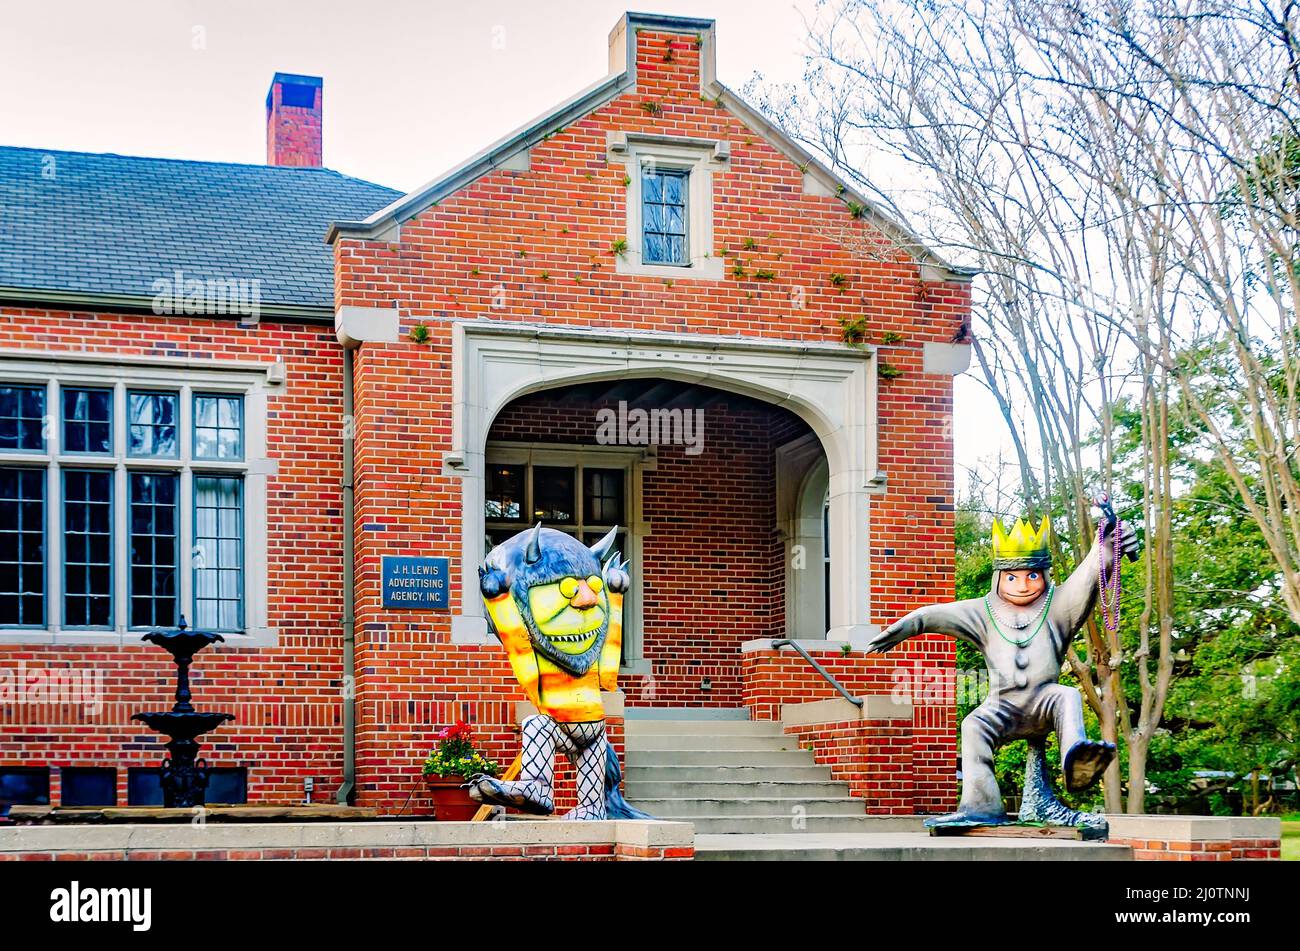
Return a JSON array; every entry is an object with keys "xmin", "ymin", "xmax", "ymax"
[
  {"xmin": 1051, "ymin": 521, "xmax": 1140, "ymax": 638},
  {"xmin": 864, "ymin": 600, "xmax": 985, "ymax": 654}
]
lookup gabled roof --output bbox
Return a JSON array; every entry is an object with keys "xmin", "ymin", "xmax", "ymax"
[
  {"xmin": 0, "ymin": 146, "xmax": 400, "ymax": 316},
  {"xmin": 328, "ymin": 12, "xmax": 971, "ymax": 280}
]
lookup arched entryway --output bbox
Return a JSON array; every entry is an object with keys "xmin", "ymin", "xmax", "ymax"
[
  {"xmin": 481, "ymin": 377, "xmax": 828, "ymax": 707},
  {"xmin": 447, "ymin": 321, "xmax": 884, "ymax": 660}
]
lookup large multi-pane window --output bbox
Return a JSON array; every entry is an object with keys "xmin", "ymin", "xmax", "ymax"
[
  {"xmin": 0, "ymin": 374, "xmax": 253, "ymax": 636},
  {"xmin": 484, "ymin": 459, "xmax": 626, "ymax": 550}
]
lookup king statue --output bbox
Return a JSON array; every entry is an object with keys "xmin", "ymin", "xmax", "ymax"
[{"xmin": 865, "ymin": 512, "xmax": 1139, "ymax": 832}]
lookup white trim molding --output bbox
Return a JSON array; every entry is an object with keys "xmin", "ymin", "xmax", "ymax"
[{"xmin": 449, "ymin": 321, "xmax": 882, "ymax": 645}]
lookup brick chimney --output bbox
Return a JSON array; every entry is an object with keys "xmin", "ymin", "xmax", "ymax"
[{"xmin": 266, "ymin": 73, "xmax": 322, "ymax": 167}]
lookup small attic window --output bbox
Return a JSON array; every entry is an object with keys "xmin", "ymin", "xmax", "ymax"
[{"xmin": 280, "ymin": 83, "xmax": 317, "ymax": 109}]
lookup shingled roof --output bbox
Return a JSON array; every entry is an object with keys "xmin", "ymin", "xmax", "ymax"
[{"xmin": 0, "ymin": 146, "xmax": 400, "ymax": 316}]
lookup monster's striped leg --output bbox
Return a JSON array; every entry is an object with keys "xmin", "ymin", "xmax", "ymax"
[
  {"xmin": 556, "ymin": 720, "xmax": 608, "ymax": 821},
  {"xmin": 465, "ymin": 714, "xmax": 556, "ymax": 816}
]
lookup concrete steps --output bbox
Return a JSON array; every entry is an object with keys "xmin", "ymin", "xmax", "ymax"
[
  {"xmin": 624, "ymin": 764, "xmax": 833, "ymax": 783},
  {"xmin": 625, "ymin": 733, "xmax": 805, "ymax": 751},
  {"xmin": 627, "ymin": 749, "xmax": 817, "ymax": 767},
  {"xmin": 625, "ymin": 710, "xmax": 883, "ymax": 836},
  {"xmin": 681, "ymin": 815, "xmax": 925, "ymax": 835},
  {"xmin": 632, "ymin": 796, "xmax": 867, "ymax": 817},
  {"xmin": 621, "ymin": 711, "xmax": 1135, "ymax": 860},
  {"xmin": 626, "ymin": 780, "xmax": 851, "ymax": 799}
]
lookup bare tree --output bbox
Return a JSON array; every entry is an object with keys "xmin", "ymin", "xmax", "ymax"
[{"xmin": 755, "ymin": 0, "xmax": 1189, "ymax": 810}]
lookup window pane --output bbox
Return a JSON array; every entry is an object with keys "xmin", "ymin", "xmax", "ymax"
[
  {"xmin": 0, "ymin": 467, "xmax": 44, "ymax": 625},
  {"xmin": 584, "ymin": 468, "xmax": 625, "ymax": 525},
  {"xmin": 63, "ymin": 469, "xmax": 112, "ymax": 627},
  {"xmin": 130, "ymin": 472, "xmax": 178, "ymax": 628},
  {"xmin": 642, "ymin": 169, "xmax": 689, "ymax": 265},
  {"xmin": 128, "ymin": 392, "xmax": 178, "ymax": 458},
  {"xmin": 194, "ymin": 476, "xmax": 243, "ymax": 630},
  {"xmin": 0, "ymin": 384, "xmax": 46, "ymax": 452},
  {"xmin": 532, "ymin": 466, "xmax": 575, "ymax": 523},
  {"xmin": 62, "ymin": 387, "xmax": 113, "ymax": 455},
  {"xmin": 485, "ymin": 464, "xmax": 524, "ymax": 521},
  {"xmin": 193, "ymin": 394, "xmax": 243, "ymax": 460}
]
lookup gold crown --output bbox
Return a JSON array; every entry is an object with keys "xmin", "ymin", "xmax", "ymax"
[{"xmin": 991, "ymin": 516, "xmax": 1052, "ymax": 569}]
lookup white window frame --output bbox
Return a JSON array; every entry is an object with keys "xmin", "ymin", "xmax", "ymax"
[
  {"xmin": 484, "ymin": 441, "xmax": 652, "ymax": 675},
  {"xmin": 0, "ymin": 351, "xmax": 281, "ymax": 646},
  {"xmin": 608, "ymin": 132, "xmax": 728, "ymax": 281}
]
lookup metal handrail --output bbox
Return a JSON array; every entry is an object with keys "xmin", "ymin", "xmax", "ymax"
[{"xmin": 769, "ymin": 639, "xmax": 864, "ymax": 707}]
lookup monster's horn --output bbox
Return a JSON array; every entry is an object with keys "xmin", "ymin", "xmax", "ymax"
[
  {"xmin": 589, "ymin": 525, "xmax": 618, "ymax": 560},
  {"xmin": 525, "ymin": 522, "xmax": 544, "ymax": 564}
]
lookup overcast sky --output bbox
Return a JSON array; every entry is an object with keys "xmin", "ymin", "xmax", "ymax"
[{"xmin": 1, "ymin": 0, "xmax": 1007, "ymax": 486}]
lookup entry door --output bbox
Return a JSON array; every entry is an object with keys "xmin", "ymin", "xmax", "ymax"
[{"xmin": 483, "ymin": 445, "xmax": 638, "ymax": 666}]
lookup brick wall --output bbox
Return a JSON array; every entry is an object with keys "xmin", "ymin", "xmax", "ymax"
[
  {"xmin": 0, "ymin": 308, "xmax": 346, "ymax": 807},
  {"xmin": 336, "ymin": 25, "xmax": 965, "ymax": 810},
  {"xmin": 783, "ymin": 718, "xmax": 916, "ymax": 814},
  {"xmin": 743, "ymin": 648, "xmax": 956, "ymax": 814}
]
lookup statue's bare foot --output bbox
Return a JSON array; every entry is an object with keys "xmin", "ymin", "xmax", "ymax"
[
  {"xmin": 465, "ymin": 774, "xmax": 554, "ymax": 816},
  {"xmin": 1063, "ymin": 739, "xmax": 1116, "ymax": 792},
  {"xmin": 923, "ymin": 810, "xmax": 1009, "ymax": 828}
]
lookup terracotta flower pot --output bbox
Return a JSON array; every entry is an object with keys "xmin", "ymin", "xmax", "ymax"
[{"xmin": 424, "ymin": 775, "xmax": 478, "ymax": 821}]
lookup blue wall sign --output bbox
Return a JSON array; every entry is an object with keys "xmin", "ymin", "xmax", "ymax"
[{"xmin": 382, "ymin": 556, "xmax": 450, "ymax": 610}]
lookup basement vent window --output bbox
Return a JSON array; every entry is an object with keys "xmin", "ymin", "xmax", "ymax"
[
  {"xmin": 61, "ymin": 766, "xmax": 117, "ymax": 807},
  {"xmin": 127, "ymin": 766, "xmax": 247, "ymax": 805},
  {"xmin": 127, "ymin": 767, "xmax": 163, "ymax": 806},
  {"xmin": 0, "ymin": 766, "xmax": 50, "ymax": 805},
  {"xmin": 207, "ymin": 767, "xmax": 249, "ymax": 805}
]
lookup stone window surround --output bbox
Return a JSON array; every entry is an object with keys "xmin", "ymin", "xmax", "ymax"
[
  {"xmin": 607, "ymin": 131, "xmax": 728, "ymax": 281},
  {"xmin": 445, "ymin": 320, "xmax": 887, "ymax": 650},
  {"xmin": 0, "ymin": 349, "xmax": 282, "ymax": 647}
]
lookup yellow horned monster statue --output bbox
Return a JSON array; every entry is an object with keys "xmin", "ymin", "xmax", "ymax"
[{"xmin": 466, "ymin": 523, "xmax": 653, "ymax": 820}]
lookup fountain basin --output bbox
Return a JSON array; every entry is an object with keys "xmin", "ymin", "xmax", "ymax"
[
  {"xmin": 140, "ymin": 628, "xmax": 224, "ymax": 661},
  {"xmin": 132, "ymin": 711, "xmax": 235, "ymax": 741}
]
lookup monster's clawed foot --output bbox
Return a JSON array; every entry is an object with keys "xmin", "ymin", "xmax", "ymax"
[
  {"xmin": 922, "ymin": 810, "xmax": 1010, "ymax": 828},
  {"xmin": 465, "ymin": 774, "xmax": 554, "ymax": 816},
  {"xmin": 1063, "ymin": 739, "xmax": 1116, "ymax": 792}
]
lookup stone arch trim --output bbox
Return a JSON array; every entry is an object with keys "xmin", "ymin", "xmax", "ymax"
[{"xmin": 447, "ymin": 320, "xmax": 882, "ymax": 646}]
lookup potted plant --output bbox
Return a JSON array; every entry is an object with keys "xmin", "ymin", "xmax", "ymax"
[{"xmin": 421, "ymin": 721, "xmax": 500, "ymax": 821}]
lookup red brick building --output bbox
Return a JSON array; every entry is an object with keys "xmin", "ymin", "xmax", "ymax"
[{"xmin": 0, "ymin": 13, "xmax": 969, "ymax": 817}]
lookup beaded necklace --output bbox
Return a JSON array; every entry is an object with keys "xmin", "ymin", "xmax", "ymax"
[
  {"xmin": 1097, "ymin": 522, "xmax": 1123, "ymax": 632},
  {"xmin": 984, "ymin": 584, "xmax": 1054, "ymax": 646}
]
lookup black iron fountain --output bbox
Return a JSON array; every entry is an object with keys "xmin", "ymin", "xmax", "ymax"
[{"xmin": 132, "ymin": 617, "xmax": 235, "ymax": 807}]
